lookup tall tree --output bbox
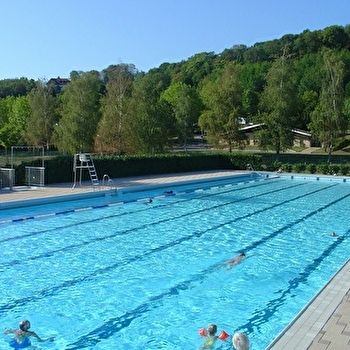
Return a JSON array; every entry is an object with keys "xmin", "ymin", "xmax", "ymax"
[
  {"xmin": 309, "ymin": 49, "xmax": 348, "ymax": 162},
  {"xmin": 0, "ymin": 96, "xmax": 31, "ymax": 149},
  {"xmin": 95, "ymin": 64, "xmax": 136, "ymax": 154},
  {"xmin": 198, "ymin": 62, "xmax": 246, "ymax": 152},
  {"xmin": 240, "ymin": 62, "xmax": 270, "ymax": 121},
  {"xmin": 54, "ymin": 71, "xmax": 102, "ymax": 154},
  {"xmin": 0, "ymin": 78, "xmax": 35, "ymax": 98},
  {"xmin": 131, "ymin": 71, "xmax": 174, "ymax": 154},
  {"xmin": 161, "ymin": 82, "xmax": 203, "ymax": 151},
  {"xmin": 256, "ymin": 51, "xmax": 297, "ymax": 159},
  {"xmin": 26, "ymin": 79, "xmax": 57, "ymax": 150}
]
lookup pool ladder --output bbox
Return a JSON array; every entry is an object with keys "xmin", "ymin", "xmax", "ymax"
[
  {"xmin": 246, "ymin": 164, "xmax": 267, "ymax": 179},
  {"xmin": 246, "ymin": 163, "xmax": 255, "ymax": 171},
  {"xmin": 102, "ymin": 174, "xmax": 118, "ymax": 195}
]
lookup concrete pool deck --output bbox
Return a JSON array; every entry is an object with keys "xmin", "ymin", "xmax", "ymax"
[{"xmin": 0, "ymin": 170, "xmax": 349, "ymax": 349}]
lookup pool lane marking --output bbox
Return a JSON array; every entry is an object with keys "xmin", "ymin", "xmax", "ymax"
[
  {"xmin": 0, "ymin": 180, "xmax": 304, "ymax": 246},
  {"xmin": 232, "ymin": 235, "xmax": 348, "ymax": 336},
  {"xmin": 0, "ymin": 181, "xmax": 310, "ymax": 269},
  {"xmin": 64, "ymin": 231, "xmax": 348, "ymax": 350},
  {"xmin": 0, "ymin": 185, "xmax": 349, "ymax": 315},
  {"xmin": 0, "ymin": 176, "xmax": 278, "ymax": 225},
  {"xmin": 0, "ymin": 182, "xmax": 337, "ymax": 275}
]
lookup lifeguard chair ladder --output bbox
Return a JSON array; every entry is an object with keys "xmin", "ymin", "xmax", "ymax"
[{"xmin": 72, "ymin": 153, "xmax": 99, "ymax": 189}]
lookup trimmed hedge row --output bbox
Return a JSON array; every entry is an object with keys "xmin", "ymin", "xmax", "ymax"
[
  {"xmin": 263, "ymin": 162, "xmax": 350, "ymax": 175},
  {"xmin": 14, "ymin": 152, "xmax": 262, "ymax": 185},
  {"xmin": 13, "ymin": 152, "xmax": 350, "ymax": 186}
]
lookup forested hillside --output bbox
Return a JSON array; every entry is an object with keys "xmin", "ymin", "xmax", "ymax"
[{"xmin": 1, "ymin": 24, "xmax": 350, "ymax": 156}]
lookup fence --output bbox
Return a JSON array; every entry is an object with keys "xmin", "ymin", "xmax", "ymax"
[
  {"xmin": 0, "ymin": 168, "xmax": 15, "ymax": 190},
  {"xmin": 260, "ymin": 153, "xmax": 350, "ymax": 164},
  {"xmin": 25, "ymin": 166, "xmax": 45, "ymax": 187}
]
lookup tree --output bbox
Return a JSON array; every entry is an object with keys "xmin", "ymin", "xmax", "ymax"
[
  {"xmin": 256, "ymin": 51, "xmax": 297, "ymax": 159},
  {"xmin": 26, "ymin": 79, "xmax": 57, "ymax": 150},
  {"xmin": 322, "ymin": 25, "xmax": 349, "ymax": 50},
  {"xmin": 161, "ymin": 82, "xmax": 203, "ymax": 151},
  {"xmin": 54, "ymin": 71, "xmax": 102, "ymax": 154},
  {"xmin": 198, "ymin": 62, "xmax": 246, "ymax": 152},
  {"xmin": 220, "ymin": 44, "xmax": 247, "ymax": 63},
  {"xmin": 240, "ymin": 62, "xmax": 270, "ymax": 121},
  {"xmin": 131, "ymin": 71, "xmax": 174, "ymax": 153},
  {"xmin": 309, "ymin": 49, "xmax": 348, "ymax": 162},
  {"xmin": 0, "ymin": 78, "xmax": 35, "ymax": 98},
  {"xmin": 95, "ymin": 64, "xmax": 136, "ymax": 154},
  {"xmin": 176, "ymin": 52, "xmax": 216, "ymax": 86},
  {"xmin": 0, "ymin": 96, "xmax": 31, "ymax": 149}
]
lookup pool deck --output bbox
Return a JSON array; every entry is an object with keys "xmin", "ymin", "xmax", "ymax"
[{"xmin": 1, "ymin": 170, "xmax": 349, "ymax": 349}]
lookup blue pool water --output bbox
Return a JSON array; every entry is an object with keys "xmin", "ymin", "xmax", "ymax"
[{"xmin": 0, "ymin": 175, "xmax": 349, "ymax": 350}]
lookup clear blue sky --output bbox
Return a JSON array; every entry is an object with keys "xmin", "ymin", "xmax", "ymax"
[{"xmin": 1, "ymin": 0, "xmax": 349, "ymax": 80}]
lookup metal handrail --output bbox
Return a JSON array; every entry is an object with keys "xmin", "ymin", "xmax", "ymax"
[{"xmin": 102, "ymin": 174, "xmax": 117, "ymax": 194}]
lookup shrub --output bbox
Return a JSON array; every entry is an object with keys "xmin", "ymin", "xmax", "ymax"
[
  {"xmin": 306, "ymin": 163, "xmax": 317, "ymax": 174},
  {"xmin": 293, "ymin": 163, "xmax": 306, "ymax": 173},
  {"xmin": 317, "ymin": 164, "xmax": 330, "ymax": 175},
  {"xmin": 329, "ymin": 164, "xmax": 340, "ymax": 175},
  {"xmin": 340, "ymin": 164, "xmax": 350, "ymax": 175},
  {"xmin": 283, "ymin": 163, "xmax": 293, "ymax": 172}
]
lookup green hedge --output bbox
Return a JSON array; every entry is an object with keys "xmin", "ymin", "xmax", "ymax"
[
  {"xmin": 13, "ymin": 152, "xmax": 350, "ymax": 186},
  {"xmin": 13, "ymin": 152, "xmax": 263, "ymax": 185}
]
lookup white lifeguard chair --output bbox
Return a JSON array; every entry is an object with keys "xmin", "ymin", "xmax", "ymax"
[{"xmin": 72, "ymin": 153, "xmax": 99, "ymax": 189}]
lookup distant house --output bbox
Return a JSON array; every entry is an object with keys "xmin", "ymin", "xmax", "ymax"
[
  {"xmin": 48, "ymin": 76, "xmax": 70, "ymax": 94},
  {"xmin": 240, "ymin": 123, "xmax": 312, "ymax": 148}
]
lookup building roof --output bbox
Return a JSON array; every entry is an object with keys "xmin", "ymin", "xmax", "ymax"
[{"xmin": 240, "ymin": 123, "xmax": 311, "ymax": 138}]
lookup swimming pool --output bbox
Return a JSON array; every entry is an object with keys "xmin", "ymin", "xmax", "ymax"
[{"xmin": 0, "ymin": 174, "xmax": 349, "ymax": 349}]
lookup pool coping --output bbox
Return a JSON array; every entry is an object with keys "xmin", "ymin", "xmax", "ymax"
[
  {"xmin": 0, "ymin": 171, "xmax": 257, "ymax": 210},
  {"xmin": 266, "ymin": 257, "xmax": 350, "ymax": 349}
]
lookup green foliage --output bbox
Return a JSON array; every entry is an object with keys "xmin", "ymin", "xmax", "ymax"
[
  {"xmin": 308, "ymin": 49, "xmax": 348, "ymax": 163},
  {"xmin": 329, "ymin": 164, "xmax": 340, "ymax": 175},
  {"xmin": 227, "ymin": 153, "xmax": 262, "ymax": 170},
  {"xmin": 317, "ymin": 163, "xmax": 330, "ymax": 174},
  {"xmin": 257, "ymin": 53, "xmax": 297, "ymax": 157},
  {"xmin": 3, "ymin": 25, "xmax": 350, "ymax": 158},
  {"xmin": 0, "ymin": 96, "xmax": 30, "ymax": 148},
  {"xmin": 306, "ymin": 163, "xmax": 317, "ymax": 173},
  {"xmin": 96, "ymin": 64, "xmax": 136, "ymax": 154},
  {"xmin": 284, "ymin": 163, "xmax": 293, "ymax": 172},
  {"xmin": 340, "ymin": 164, "xmax": 350, "ymax": 175},
  {"xmin": 12, "ymin": 152, "xmax": 262, "ymax": 185},
  {"xmin": 131, "ymin": 70, "xmax": 176, "ymax": 153},
  {"xmin": 56, "ymin": 71, "xmax": 103, "ymax": 153},
  {"xmin": 0, "ymin": 78, "xmax": 36, "ymax": 98},
  {"xmin": 26, "ymin": 80, "xmax": 57, "ymax": 149},
  {"xmin": 161, "ymin": 82, "xmax": 203, "ymax": 146},
  {"xmin": 294, "ymin": 163, "xmax": 307, "ymax": 173},
  {"xmin": 198, "ymin": 62, "xmax": 246, "ymax": 152}
]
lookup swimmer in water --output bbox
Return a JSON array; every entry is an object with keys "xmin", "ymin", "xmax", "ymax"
[
  {"xmin": 330, "ymin": 231, "xmax": 344, "ymax": 240},
  {"xmin": 199, "ymin": 324, "xmax": 218, "ymax": 350},
  {"xmin": 4, "ymin": 319, "xmax": 54, "ymax": 348},
  {"xmin": 232, "ymin": 332, "xmax": 250, "ymax": 350},
  {"xmin": 199, "ymin": 323, "xmax": 230, "ymax": 349},
  {"xmin": 219, "ymin": 253, "xmax": 246, "ymax": 270}
]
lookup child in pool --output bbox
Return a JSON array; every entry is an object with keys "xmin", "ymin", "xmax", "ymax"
[
  {"xmin": 199, "ymin": 324, "xmax": 229, "ymax": 349},
  {"xmin": 4, "ymin": 319, "xmax": 54, "ymax": 348},
  {"xmin": 199, "ymin": 324, "xmax": 218, "ymax": 349}
]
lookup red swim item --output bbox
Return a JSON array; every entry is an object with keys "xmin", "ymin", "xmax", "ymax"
[
  {"xmin": 199, "ymin": 328, "xmax": 207, "ymax": 337},
  {"xmin": 218, "ymin": 330, "xmax": 229, "ymax": 340}
]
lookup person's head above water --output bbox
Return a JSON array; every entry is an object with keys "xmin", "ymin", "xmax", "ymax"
[
  {"xmin": 233, "ymin": 332, "xmax": 250, "ymax": 350},
  {"xmin": 207, "ymin": 324, "xmax": 217, "ymax": 336},
  {"xmin": 19, "ymin": 319, "xmax": 30, "ymax": 332}
]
